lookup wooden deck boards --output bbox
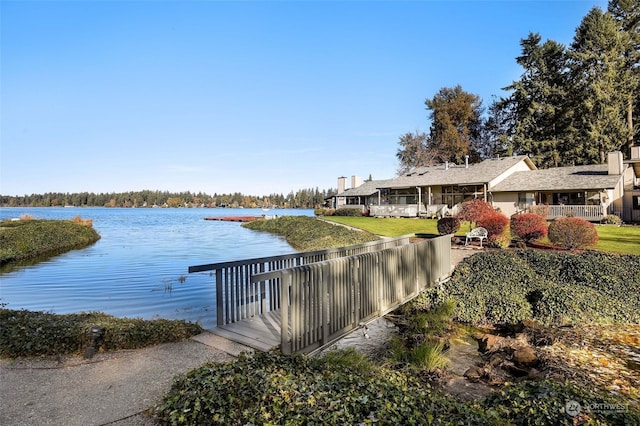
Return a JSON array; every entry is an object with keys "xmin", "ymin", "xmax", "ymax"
[{"xmin": 208, "ymin": 311, "xmax": 283, "ymax": 352}]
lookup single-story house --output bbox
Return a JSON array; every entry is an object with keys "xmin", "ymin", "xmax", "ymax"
[
  {"xmin": 332, "ymin": 149, "xmax": 640, "ymax": 222},
  {"xmin": 491, "ymin": 151, "xmax": 635, "ymax": 220}
]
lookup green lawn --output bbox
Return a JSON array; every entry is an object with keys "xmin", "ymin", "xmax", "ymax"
[
  {"xmin": 594, "ymin": 224, "xmax": 640, "ymax": 255},
  {"xmin": 321, "ymin": 216, "xmax": 640, "ymax": 255},
  {"xmin": 321, "ymin": 216, "xmax": 441, "ymax": 237}
]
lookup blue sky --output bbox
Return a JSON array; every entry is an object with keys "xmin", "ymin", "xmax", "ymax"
[{"xmin": 1, "ymin": 0, "xmax": 607, "ymax": 196}]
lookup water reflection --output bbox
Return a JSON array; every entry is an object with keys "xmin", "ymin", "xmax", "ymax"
[{"xmin": 0, "ymin": 207, "xmax": 311, "ymax": 328}]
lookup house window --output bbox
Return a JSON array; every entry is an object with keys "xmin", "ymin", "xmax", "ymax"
[
  {"xmin": 586, "ymin": 191, "xmax": 600, "ymax": 205},
  {"xmin": 441, "ymin": 185, "xmax": 485, "ymax": 208},
  {"xmin": 553, "ymin": 192, "xmax": 585, "ymax": 205},
  {"xmin": 517, "ymin": 192, "xmax": 535, "ymax": 210},
  {"xmin": 633, "ymin": 195, "xmax": 640, "ymax": 210}
]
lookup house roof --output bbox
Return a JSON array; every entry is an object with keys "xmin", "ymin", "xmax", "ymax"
[
  {"xmin": 337, "ymin": 179, "xmax": 392, "ymax": 197},
  {"xmin": 383, "ymin": 155, "xmax": 535, "ymax": 189},
  {"xmin": 491, "ymin": 164, "xmax": 624, "ymax": 192}
]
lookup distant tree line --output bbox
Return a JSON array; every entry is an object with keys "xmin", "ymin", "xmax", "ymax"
[
  {"xmin": 0, "ymin": 187, "xmax": 335, "ymax": 209},
  {"xmin": 397, "ymin": 0, "xmax": 639, "ymax": 172}
]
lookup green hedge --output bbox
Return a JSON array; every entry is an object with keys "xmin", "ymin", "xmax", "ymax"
[
  {"xmin": 0, "ymin": 309, "xmax": 203, "ymax": 358},
  {"xmin": 414, "ymin": 250, "xmax": 640, "ymax": 326}
]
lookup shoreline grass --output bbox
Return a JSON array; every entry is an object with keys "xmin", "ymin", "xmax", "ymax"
[{"xmin": 0, "ymin": 217, "xmax": 101, "ymax": 268}]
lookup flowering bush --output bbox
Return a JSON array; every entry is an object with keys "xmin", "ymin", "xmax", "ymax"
[
  {"xmin": 436, "ymin": 217, "xmax": 461, "ymax": 235},
  {"xmin": 548, "ymin": 217, "xmax": 598, "ymax": 250},
  {"xmin": 476, "ymin": 211, "xmax": 510, "ymax": 243},
  {"xmin": 510, "ymin": 213, "xmax": 548, "ymax": 242}
]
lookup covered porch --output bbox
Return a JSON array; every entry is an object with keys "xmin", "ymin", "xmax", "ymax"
[
  {"xmin": 369, "ymin": 184, "xmax": 485, "ymax": 218},
  {"xmin": 518, "ymin": 190, "xmax": 609, "ymax": 221}
]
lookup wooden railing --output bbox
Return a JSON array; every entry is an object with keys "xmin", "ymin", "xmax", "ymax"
[
  {"xmin": 265, "ymin": 235, "xmax": 451, "ymax": 354},
  {"xmin": 529, "ymin": 205, "xmax": 606, "ymax": 221},
  {"xmin": 370, "ymin": 204, "xmax": 423, "ymax": 218},
  {"xmin": 188, "ymin": 236, "xmax": 411, "ymax": 327}
]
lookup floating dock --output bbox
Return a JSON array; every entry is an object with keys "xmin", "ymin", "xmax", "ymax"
[{"xmin": 204, "ymin": 216, "xmax": 263, "ymax": 222}]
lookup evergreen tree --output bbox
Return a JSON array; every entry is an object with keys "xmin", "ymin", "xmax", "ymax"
[
  {"xmin": 569, "ymin": 7, "xmax": 632, "ymax": 163},
  {"xmin": 608, "ymin": 0, "xmax": 640, "ymax": 153},
  {"xmin": 480, "ymin": 95, "xmax": 516, "ymax": 159},
  {"xmin": 504, "ymin": 33, "xmax": 573, "ymax": 168}
]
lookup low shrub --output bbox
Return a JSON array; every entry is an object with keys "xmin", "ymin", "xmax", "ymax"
[
  {"xmin": 0, "ymin": 309, "xmax": 203, "ymax": 358},
  {"xmin": 333, "ymin": 208, "xmax": 363, "ymax": 216},
  {"xmin": 548, "ymin": 217, "xmax": 598, "ymax": 250},
  {"xmin": 457, "ymin": 199, "xmax": 494, "ymax": 227},
  {"xmin": 416, "ymin": 250, "xmax": 640, "ymax": 327},
  {"xmin": 601, "ymin": 214, "xmax": 622, "ymax": 225},
  {"xmin": 436, "ymin": 217, "xmax": 460, "ymax": 235},
  {"xmin": 153, "ymin": 350, "xmax": 489, "ymax": 425},
  {"xmin": 527, "ymin": 204, "xmax": 550, "ymax": 217},
  {"xmin": 510, "ymin": 213, "xmax": 548, "ymax": 242},
  {"xmin": 152, "ymin": 340, "xmax": 639, "ymax": 425},
  {"xmin": 486, "ymin": 379, "xmax": 639, "ymax": 425},
  {"xmin": 390, "ymin": 338, "xmax": 449, "ymax": 372},
  {"xmin": 476, "ymin": 211, "xmax": 509, "ymax": 243}
]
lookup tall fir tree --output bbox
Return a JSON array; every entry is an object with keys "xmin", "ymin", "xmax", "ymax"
[
  {"xmin": 608, "ymin": 0, "xmax": 640, "ymax": 153},
  {"xmin": 504, "ymin": 33, "xmax": 573, "ymax": 168},
  {"xmin": 569, "ymin": 6, "xmax": 632, "ymax": 163}
]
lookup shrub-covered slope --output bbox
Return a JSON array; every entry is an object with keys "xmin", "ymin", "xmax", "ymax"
[
  {"xmin": 417, "ymin": 250, "xmax": 640, "ymax": 326},
  {"xmin": 243, "ymin": 216, "xmax": 379, "ymax": 251},
  {"xmin": 0, "ymin": 309, "xmax": 203, "ymax": 357}
]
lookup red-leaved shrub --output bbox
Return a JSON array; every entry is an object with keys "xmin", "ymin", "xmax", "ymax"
[
  {"xmin": 510, "ymin": 213, "xmax": 548, "ymax": 242},
  {"xmin": 437, "ymin": 217, "xmax": 461, "ymax": 235},
  {"xmin": 548, "ymin": 217, "xmax": 598, "ymax": 250},
  {"xmin": 457, "ymin": 199, "xmax": 494, "ymax": 227},
  {"xmin": 476, "ymin": 211, "xmax": 510, "ymax": 243}
]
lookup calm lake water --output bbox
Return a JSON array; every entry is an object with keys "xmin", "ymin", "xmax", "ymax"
[{"xmin": 0, "ymin": 207, "xmax": 313, "ymax": 328}]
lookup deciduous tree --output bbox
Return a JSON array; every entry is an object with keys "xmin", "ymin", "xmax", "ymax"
[{"xmin": 425, "ymin": 85, "xmax": 484, "ymax": 165}]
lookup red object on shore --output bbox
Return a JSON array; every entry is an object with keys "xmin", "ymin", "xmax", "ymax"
[{"xmin": 204, "ymin": 216, "xmax": 262, "ymax": 222}]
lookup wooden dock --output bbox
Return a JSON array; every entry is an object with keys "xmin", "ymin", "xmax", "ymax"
[
  {"xmin": 189, "ymin": 235, "xmax": 451, "ymax": 354},
  {"xmin": 204, "ymin": 216, "xmax": 263, "ymax": 222},
  {"xmin": 207, "ymin": 311, "xmax": 282, "ymax": 352}
]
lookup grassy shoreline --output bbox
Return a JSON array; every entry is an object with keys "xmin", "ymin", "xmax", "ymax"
[{"xmin": 0, "ymin": 216, "xmax": 101, "ymax": 268}]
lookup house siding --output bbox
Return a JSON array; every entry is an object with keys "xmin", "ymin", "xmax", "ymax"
[{"xmin": 491, "ymin": 192, "xmax": 519, "ymax": 217}]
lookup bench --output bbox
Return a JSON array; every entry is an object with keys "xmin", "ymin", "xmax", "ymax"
[{"xmin": 465, "ymin": 227, "xmax": 488, "ymax": 248}]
